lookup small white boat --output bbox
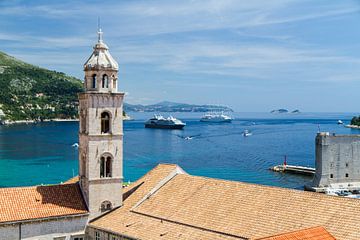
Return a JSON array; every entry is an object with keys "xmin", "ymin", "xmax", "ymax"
[
  {"xmin": 337, "ymin": 120, "xmax": 343, "ymax": 125},
  {"xmin": 243, "ymin": 130, "xmax": 252, "ymax": 137},
  {"xmin": 72, "ymin": 143, "xmax": 79, "ymax": 148}
]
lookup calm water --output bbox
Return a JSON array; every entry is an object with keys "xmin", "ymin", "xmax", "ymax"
[{"xmin": 0, "ymin": 112, "xmax": 359, "ymax": 189}]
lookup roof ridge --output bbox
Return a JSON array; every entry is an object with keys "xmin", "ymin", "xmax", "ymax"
[
  {"xmin": 131, "ymin": 165, "xmax": 186, "ymax": 210},
  {"xmin": 130, "ymin": 210, "xmax": 248, "ymax": 240},
  {"xmin": 182, "ymin": 174, "xmax": 360, "ymax": 202}
]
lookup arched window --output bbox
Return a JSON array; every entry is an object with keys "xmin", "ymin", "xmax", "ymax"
[
  {"xmin": 92, "ymin": 74, "xmax": 97, "ymax": 88},
  {"xmin": 106, "ymin": 156, "xmax": 112, "ymax": 177},
  {"xmin": 102, "ymin": 74, "xmax": 109, "ymax": 88},
  {"xmin": 113, "ymin": 78, "xmax": 117, "ymax": 89},
  {"xmin": 100, "ymin": 155, "xmax": 112, "ymax": 178},
  {"xmin": 100, "ymin": 156, "xmax": 105, "ymax": 178},
  {"xmin": 100, "ymin": 201, "xmax": 112, "ymax": 212},
  {"xmin": 101, "ymin": 112, "xmax": 110, "ymax": 133}
]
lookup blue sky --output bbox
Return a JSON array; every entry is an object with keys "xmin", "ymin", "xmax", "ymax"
[{"xmin": 1, "ymin": 0, "xmax": 360, "ymax": 112}]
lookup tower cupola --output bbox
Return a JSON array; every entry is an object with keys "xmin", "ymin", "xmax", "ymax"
[{"xmin": 83, "ymin": 28, "xmax": 119, "ymax": 93}]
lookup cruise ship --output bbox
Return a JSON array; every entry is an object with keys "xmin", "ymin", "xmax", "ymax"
[
  {"xmin": 145, "ymin": 114, "xmax": 186, "ymax": 129},
  {"xmin": 200, "ymin": 112, "xmax": 232, "ymax": 123}
]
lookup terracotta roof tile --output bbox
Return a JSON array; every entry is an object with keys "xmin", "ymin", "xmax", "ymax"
[
  {"xmin": 257, "ymin": 226, "xmax": 336, "ymax": 240},
  {"xmin": 63, "ymin": 176, "xmax": 79, "ymax": 184},
  {"xmin": 0, "ymin": 183, "xmax": 88, "ymax": 223},
  {"xmin": 90, "ymin": 164, "xmax": 360, "ymax": 240}
]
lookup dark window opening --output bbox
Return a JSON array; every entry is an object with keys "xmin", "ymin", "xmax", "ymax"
[
  {"xmin": 101, "ymin": 112, "xmax": 110, "ymax": 133},
  {"xmin": 100, "ymin": 155, "xmax": 112, "ymax": 178},
  {"xmin": 346, "ymin": 173, "xmax": 349, "ymax": 178},
  {"xmin": 102, "ymin": 74, "xmax": 109, "ymax": 88},
  {"xmin": 106, "ymin": 156, "xmax": 112, "ymax": 177},
  {"xmin": 92, "ymin": 74, "xmax": 97, "ymax": 88},
  {"xmin": 101, "ymin": 201, "xmax": 112, "ymax": 212},
  {"xmin": 100, "ymin": 157, "xmax": 105, "ymax": 178},
  {"xmin": 330, "ymin": 174, "xmax": 333, "ymax": 178},
  {"xmin": 346, "ymin": 163, "xmax": 349, "ymax": 167}
]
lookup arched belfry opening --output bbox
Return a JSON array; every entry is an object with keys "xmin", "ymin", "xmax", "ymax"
[
  {"xmin": 102, "ymin": 74, "xmax": 109, "ymax": 88},
  {"xmin": 101, "ymin": 112, "xmax": 110, "ymax": 133},
  {"xmin": 92, "ymin": 74, "xmax": 97, "ymax": 88},
  {"xmin": 100, "ymin": 155, "xmax": 112, "ymax": 178},
  {"xmin": 112, "ymin": 75, "xmax": 117, "ymax": 89}
]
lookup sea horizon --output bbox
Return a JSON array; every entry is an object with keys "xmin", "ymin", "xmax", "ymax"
[{"xmin": 1, "ymin": 112, "xmax": 359, "ymax": 189}]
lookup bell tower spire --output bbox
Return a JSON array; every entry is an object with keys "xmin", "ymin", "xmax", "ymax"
[
  {"xmin": 97, "ymin": 17, "xmax": 103, "ymax": 43},
  {"xmin": 78, "ymin": 26, "xmax": 124, "ymax": 220},
  {"xmin": 83, "ymin": 26, "xmax": 119, "ymax": 93}
]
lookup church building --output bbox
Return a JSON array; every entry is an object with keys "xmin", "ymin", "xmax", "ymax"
[{"xmin": 1, "ymin": 28, "xmax": 360, "ymax": 240}]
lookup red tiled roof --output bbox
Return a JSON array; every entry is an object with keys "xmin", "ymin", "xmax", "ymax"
[
  {"xmin": 0, "ymin": 183, "xmax": 88, "ymax": 223},
  {"xmin": 90, "ymin": 164, "xmax": 360, "ymax": 240},
  {"xmin": 257, "ymin": 226, "xmax": 336, "ymax": 240}
]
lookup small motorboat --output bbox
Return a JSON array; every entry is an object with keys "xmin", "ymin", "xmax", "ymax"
[
  {"xmin": 337, "ymin": 120, "xmax": 343, "ymax": 125},
  {"xmin": 72, "ymin": 143, "xmax": 79, "ymax": 148},
  {"xmin": 243, "ymin": 130, "xmax": 252, "ymax": 137}
]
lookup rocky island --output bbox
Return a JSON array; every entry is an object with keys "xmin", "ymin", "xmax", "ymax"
[
  {"xmin": 345, "ymin": 115, "xmax": 360, "ymax": 129},
  {"xmin": 270, "ymin": 109, "xmax": 288, "ymax": 114}
]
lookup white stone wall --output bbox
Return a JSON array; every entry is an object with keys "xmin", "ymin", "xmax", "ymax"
[{"xmin": 0, "ymin": 215, "xmax": 88, "ymax": 240}]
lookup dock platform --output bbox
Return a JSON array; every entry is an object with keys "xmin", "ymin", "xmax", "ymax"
[{"xmin": 270, "ymin": 164, "xmax": 315, "ymax": 176}]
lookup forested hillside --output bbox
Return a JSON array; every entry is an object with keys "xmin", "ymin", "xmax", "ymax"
[{"xmin": 0, "ymin": 51, "xmax": 83, "ymax": 121}]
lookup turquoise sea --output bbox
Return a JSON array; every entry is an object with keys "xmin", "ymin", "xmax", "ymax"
[{"xmin": 0, "ymin": 112, "xmax": 359, "ymax": 189}]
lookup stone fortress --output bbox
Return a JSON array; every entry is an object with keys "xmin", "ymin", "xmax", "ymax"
[
  {"xmin": 1, "ymin": 28, "xmax": 360, "ymax": 240},
  {"xmin": 308, "ymin": 132, "xmax": 360, "ymax": 191}
]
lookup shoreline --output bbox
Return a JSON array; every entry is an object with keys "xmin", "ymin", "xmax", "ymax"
[
  {"xmin": 345, "ymin": 124, "xmax": 360, "ymax": 129},
  {"xmin": 2, "ymin": 116, "xmax": 133, "ymax": 125},
  {"xmin": 2, "ymin": 118, "xmax": 79, "ymax": 125}
]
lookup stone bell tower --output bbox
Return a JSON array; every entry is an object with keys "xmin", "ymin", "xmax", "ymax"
[{"xmin": 78, "ymin": 27, "xmax": 124, "ymax": 219}]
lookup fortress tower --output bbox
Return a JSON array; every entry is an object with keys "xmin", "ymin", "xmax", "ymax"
[
  {"xmin": 78, "ymin": 28, "xmax": 124, "ymax": 219},
  {"xmin": 310, "ymin": 132, "xmax": 360, "ymax": 190}
]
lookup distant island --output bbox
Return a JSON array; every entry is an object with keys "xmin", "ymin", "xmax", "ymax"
[
  {"xmin": 0, "ymin": 51, "xmax": 83, "ymax": 122},
  {"xmin": 270, "ymin": 109, "xmax": 288, "ymax": 114},
  {"xmin": 124, "ymin": 101, "xmax": 233, "ymax": 112},
  {"xmin": 270, "ymin": 109, "xmax": 301, "ymax": 114}
]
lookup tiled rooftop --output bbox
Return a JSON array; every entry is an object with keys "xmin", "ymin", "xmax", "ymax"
[
  {"xmin": 258, "ymin": 226, "xmax": 336, "ymax": 240},
  {"xmin": 90, "ymin": 163, "xmax": 360, "ymax": 240},
  {"xmin": 63, "ymin": 176, "xmax": 79, "ymax": 184},
  {"xmin": 0, "ymin": 183, "xmax": 88, "ymax": 223}
]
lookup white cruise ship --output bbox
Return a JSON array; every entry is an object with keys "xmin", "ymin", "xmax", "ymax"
[
  {"xmin": 200, "ymin": 112, "xmax": 232, "ymax": 123},
  {"xmin": 145, "ymin": 114, "xmax": 186, "ymax": 129}
]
